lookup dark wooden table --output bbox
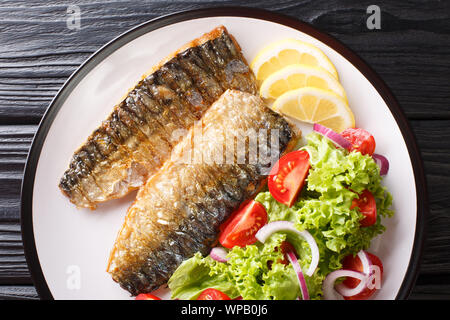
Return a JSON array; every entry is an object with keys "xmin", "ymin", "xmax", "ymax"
[{"xmin": 0, "ymin": 0, "xmax": 449, "ymax": 300}]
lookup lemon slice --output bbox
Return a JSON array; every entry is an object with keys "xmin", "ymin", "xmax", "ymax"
[
  {"xmin": 260, "ymin": 64, "xmax": 347, "ymax": 100},
  {"xmin": 251, "ymin": 39, "xmax": 338, "ymax": 84},
  {"xmin": 272, "ymin": 87, "xmax": 354, "ymax": 133}
]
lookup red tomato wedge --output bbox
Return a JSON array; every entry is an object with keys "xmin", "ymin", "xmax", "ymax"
[
  {"xmin": 135, "ymin": 293, "xmax": 161, "ymax": 300},
  {"xmin": 219, "ymin": 200, "xmax": 268, "ymax": 249},
  {"xmin": 342, "ymin": 252, "xmax": 383, "ymax": 300},
  {"xmin": 197, "ymin": 288, "xmax": 231, "ymax": 300},
  {"xmin": 351, "ymin": 189, "xmax": 377, "ymax": 227},
  {"xmin": 268, "ymin": 150, "xmax": 310, "ymax": 207},
  {"xmin": 341, "ymin": 128, "xmax": 376, "ymax": 156}
]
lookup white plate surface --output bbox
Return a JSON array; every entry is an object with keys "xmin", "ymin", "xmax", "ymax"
[{"xmin": 30, "ymin": 16, "xmax": 416, "ymax": 300}]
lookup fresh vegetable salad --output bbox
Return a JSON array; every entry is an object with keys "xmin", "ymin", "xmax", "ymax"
[{"xmin": 167, "ymin": 128, "xmax": 393, "ymax": 300}]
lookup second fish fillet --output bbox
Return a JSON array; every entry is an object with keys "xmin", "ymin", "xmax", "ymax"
[{"xmin": 107, "ymin": 90, "xmax": 299, "ymax": 295}]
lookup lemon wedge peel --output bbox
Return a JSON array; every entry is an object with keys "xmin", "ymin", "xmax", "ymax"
[
  {"xmin": 259, "ymin": 64, "xmax": 347, "ymax": 101},
  {"xmin": 250, "ymin": 38, "xmax": 339, "ymax": 83},
  {"xmin": 272, "ymin": 87, "xmax": 355, "ymax": 133}
]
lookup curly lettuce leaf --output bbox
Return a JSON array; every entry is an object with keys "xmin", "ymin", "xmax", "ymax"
[
  {"xmin": 167, "ymin": 252, "xmax": 239, "ymax": 300},
  {"xmin": 169, "ymin": 234, "xmax": 301, "ymax": 300}
]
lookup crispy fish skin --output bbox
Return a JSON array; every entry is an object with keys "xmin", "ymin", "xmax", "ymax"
[
  {"xmin": 59, "ymin": 26, "xmax": 257, "ymax": 209},
  {"xmin": 107, "ymin": 90, "xmax": 298, "ymax": 296}
]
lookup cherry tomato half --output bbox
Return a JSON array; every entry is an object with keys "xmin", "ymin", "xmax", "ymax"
[
  {"xmin": 342, "ymin": 252, "xmax": 384, "ymax": 300},
  {"xmin": 350, "ymin": 189, "xmax": 377, "ymax": 227},
  {"xmin": 197, "ymin": 288, "xmax": 231, "ymax": 300},
  {"xmin": 341, "ymin": 128, "xmax": 376, "ymax": 156},
  {"xmin": 268, "ymin": 150, "xmax": 310, "ymax": 207},
  {"xmin": 135, "ymin": 293, "xmax": 161, "ymax": 300},
  {"xmin": 219, "ymin": 200, "xmax": 268, "ymax": 249}
]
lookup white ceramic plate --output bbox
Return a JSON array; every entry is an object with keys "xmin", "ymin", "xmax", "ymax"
[{"xmin": 21, "ymin": 7, "xmax": 426, "ymax": 300}]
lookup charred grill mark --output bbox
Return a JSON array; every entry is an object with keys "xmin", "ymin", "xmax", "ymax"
[
  {"xmin": 113, "ymin": 106, "xmax": 158, "ymax": 167},
  {"xmin": 59, "ymin": 170, "xmax": 91, "ymax": 206},
  {"xmin": 177, "ymin": 47, "xmax": 223, "ymax": 101},
  {"xmin": 174, "ymin": 54, "xmax": 215, "ymax": 106},
  {"xmin": 79, "ymin": 142, "xmax": 110, "ymax": 184},
  {"xmin": 212, "ymin": 35, "xmax": 257, "ymax": 95},
  {"xmin": 131, "ymin": 89, "xmax": 173, "ymax": 152},
  {"xmin": 224, "ymin": 165, "xmax": 257, "ymax": 199},
  {"xmin": 71, "ymin": 149, "xmax": 94, "ymax": 172},
  {"xmin": 106, "ymin": 111, "xmax": 132, "ymax": 145},
  {"xmin": 69, "ymin": 153, "xmax": 91, "ymax": 179},
  {"xmin": 196, "ymin": 36, "xmax": 257, "ymax": 95},
  {"xmin": 69, "ymin": 152, "xmax": 105, "ymax": 196},
  {"xmin": 88, "ymin": 127, "xmax": 134, "ymax": 177},
  {"xmin": 258, "ymin": 109, "xmax": 294, "ymax": 154},
  {"xmin": 205, "ymin": 40, "xmax": 226, "ymax": 68},
  {"xmin": 83, "ymin": 129, "xmax": 131, "ymax": 196},
  {"xmin": 120, "ymin": 100, "xmax": 161, "ymax": 166},
  {"xmin": 116, "ymin": 104, "xmax": 146, "ymax": 142},
  {"xmin": 127, "ymin": 217, "xmax": 211, "ymax": 294},
  {"xmin": 143, "ymin": 76, "xmax": 189, "ymax": 132},
  {"xmin": 123, "ymin": 96, "xmax": 148, "ymax": 128},
  {"xmin": 153, "ymin": 64, "xmax": 206, "ymax": 120},
  {"xmin": 184, "ymin": 169, "xmax": 230, "ymax": 230},
  {"xmin": 102, "ymin": 123, "xmax": 134, "ymax": 166},
  {"xmin": 83, "ymin": 140, "xmax": 105, "ymax": 163},
  {"xmin": 131, "ymin": 87, "xmax": 176, "ymax": 146},
  {"xmin": 198, "ymin": 41, "xmax": 227, "ymax": 85},
  {"xmin": 205, "ymin": 172, "xmax": 240, "ymax": 211},
  {"xmin": 90, "ymin": 128, "xmax": 117, "ymax": 160},
  {"xmin": 133, "ymin": 83, "xmax": 163, "ymax": 115},
  {"xmin": 60, "ymin": 128, "xmax": 122, "ymax": 206},
  {"xmin": 202, "ymin": 164, "xmax": 251, "ymax": 209},
  {"xmin": 155, "ymin": 64, "xmax": 191, "ymax": 98},
  {"xmin": 126, "ymin": 91, "xmax": 174, "ymax": 158},
  {"xmin": 222, "ymin": 33, "xmax": 239, "ymax": 57},
  {"xmin": 211, "ymin": 36, "xmax": 233, "ymax": 61}
]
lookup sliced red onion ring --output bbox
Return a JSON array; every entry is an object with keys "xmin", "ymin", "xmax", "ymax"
[
  {"xmin": 286, "ymin": 251, "xmax": 310, "ymax": 300},
  {"xmin": 372, "ymin": 153, "xmax": 389, "ymax": 176},
  {"xmin": 255, "ymin": 221, "xmax": 319, "ymax": 277},
  {"xmin": 336, "ymin": 251, "xmax": 372, "ymax": 298},
  {"xmin": 357, "ymin": 250, "xmax": 372, "ymax": 275},
  {"xmin": 313, "ymin": 123, "xmax": 351, "ymax": 149},
  {"xmin": 322, "ymin": 270, "xmax": 368, "ymax": 300},
  {"xmin": 209, "ymin": 247, "xmax": 229, "ymax": 263}
]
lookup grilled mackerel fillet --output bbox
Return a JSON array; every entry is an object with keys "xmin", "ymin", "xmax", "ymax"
[
  {"xmin": 107, "ymin": 90, "xmax": 299, "ymax": 295},
  {"xmin": 59, "ymin": 26, "xmax": 257, "ymax": 209}
]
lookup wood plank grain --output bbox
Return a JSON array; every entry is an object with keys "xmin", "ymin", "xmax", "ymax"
[
  {"xmin": 0, "ymin": 222, "xmax": 30, "ymax": 283},
  {"xmin": 0, "ymin": 125, "xmax": 35, "ymax": 221},
  {"xmin": 0, "ymin": 0, "xmax": 448, "ymax": 123},
  {"xmin": 410, "ymin": 274, "xmax": 450, "ymax": 300},
  {"xmin": 0, "ymin": 285, "xmax": 38, "ymax": 300}
]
